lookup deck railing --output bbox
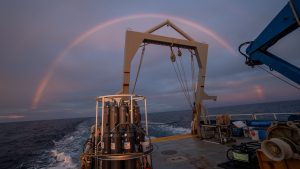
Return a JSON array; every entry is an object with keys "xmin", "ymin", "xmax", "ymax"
[{"xmin": 201, "ymin": 112, "xmax": 300, "ymax": 124}]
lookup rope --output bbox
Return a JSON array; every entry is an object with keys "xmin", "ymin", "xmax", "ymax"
[{"xmin": 132, "ymin": 44, "xmax": 146, "ymax": 93}]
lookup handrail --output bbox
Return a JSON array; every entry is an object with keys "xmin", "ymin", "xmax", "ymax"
[
  {"xmin": 200, "ymin": 112, "xmax": 300, "ymax": 121},
  {"xmin": 96, "ymin": 94, "xmax": 146, "ymax": 102}
]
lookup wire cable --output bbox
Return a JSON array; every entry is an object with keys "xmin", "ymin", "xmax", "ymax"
[
  {"xmin": 170, "ymin": 47, "xmax": 193, "ymax": 108},
  {"xmin": 258, "ymin": 65, "xmax": 300, "ymax": 90},
  {"xmin": 177, "ymin": 54, "xmax": 193, "ymax": 106},
  {"xmin": 132, "ymin": 44, "xmax": 146, "ymax": 93},
  {"xmin": 238, "ymin": 41, "xmax": 300, "ymax": 90},
  {"xmin": 176, "ymin": 59, "xmax": 193, "ymax": 107},
  {"xmin": 172, "ymin": 62, "xmax": 193, "ymax": 108}
]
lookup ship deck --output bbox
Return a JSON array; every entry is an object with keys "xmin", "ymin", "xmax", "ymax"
[{"xmin": 151, "ymin": 134, "xmax": 244, "ymax": 169}]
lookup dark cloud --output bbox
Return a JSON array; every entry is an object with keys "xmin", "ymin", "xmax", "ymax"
[{"xmin": 0, "ymin": 0, "xmax": 299, "ymax": 122}]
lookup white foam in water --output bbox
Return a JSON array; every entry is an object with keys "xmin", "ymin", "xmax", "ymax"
[
  {"xmin": 143, "ymin": 120, "xmax": 191, "ymax": 135},
  {"xmin": 51, "ymin": 150, "xmax": 76, "ymax": 168},
  {"xmin": 157, "ymin": 124, "xmax": 191, "ymax": 135},
  {"xmin": 37, "ymin": 119, "xmax": 187, "ymax": 168},
  {"xmin": 45, "ymin": 120, "xmax": 91, "ymax": 169}
]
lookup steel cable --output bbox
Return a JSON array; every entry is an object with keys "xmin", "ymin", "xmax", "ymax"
[{"xmin": 132, "ymin": 44, "xmax": 146, "ymax": 93}]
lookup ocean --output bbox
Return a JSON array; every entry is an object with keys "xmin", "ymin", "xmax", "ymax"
[{"xmin": 0, "ymin": 99, "xmax": 299, "ymax": 169}]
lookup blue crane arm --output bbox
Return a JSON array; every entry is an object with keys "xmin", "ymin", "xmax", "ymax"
[{"xmin": 245, "ymin": 0, "xmax": 300, "ymax": 84}]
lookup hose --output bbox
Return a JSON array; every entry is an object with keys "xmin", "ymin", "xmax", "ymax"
[{"xmin": 238, "ymin": 41, "xmax": 252, "ymax": 60}]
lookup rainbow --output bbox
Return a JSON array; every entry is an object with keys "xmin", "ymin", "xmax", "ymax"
[{"xmin": 31, "ymin": 13, "xmax": 236, "ymax": 109}]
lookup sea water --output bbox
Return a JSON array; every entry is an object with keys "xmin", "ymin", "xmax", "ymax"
[{"xmin": 0, "ymin": 99, "xmax": 299, "ymax": 169}]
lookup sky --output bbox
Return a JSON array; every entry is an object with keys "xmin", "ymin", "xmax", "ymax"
[{"xmin": 0, "ymin": 0, "xmax": 299, "ymax": 122}]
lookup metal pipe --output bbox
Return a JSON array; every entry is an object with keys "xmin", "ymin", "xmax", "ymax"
[
  {"xmin": 145, "ymin": 98, "xmax": 148, "ymax": 136},
  {"xmin": 101, "ymin": 97, "xmax": 105, "ymax": 143},
  {"xmin": 145, "ymin": 20, "xmax": 195, "ymax": 41},
  {"xmin": 200, "ymin": 112, "xmax": 300, "ymax": 120},
  {"xmin": 273, "ymin": 113, "xmax": 278, "ymax": 120},
  {"xmin": 130, "ymin": 95, "xmax": 133, "ymax": 124},
  {"xmin": 95, "ymin": 99, "xmax": 100, "ymax": 168},
  {"xmin": 95, "ymin": 99, "xmax": 99, "ymax": 155}
]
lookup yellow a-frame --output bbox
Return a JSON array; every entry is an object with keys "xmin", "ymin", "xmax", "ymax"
[{"xmin": 120, "ymin": 20, "xmax": 216, "ymax": 136}]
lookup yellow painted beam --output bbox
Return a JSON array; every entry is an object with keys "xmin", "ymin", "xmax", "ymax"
[{"xmin": 151, "ymin": 134, "xmax": 197, "ymax": 143}]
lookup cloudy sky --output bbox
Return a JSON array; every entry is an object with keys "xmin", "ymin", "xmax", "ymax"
[{"xmin": 0, "ymin": 0, "xmax": 299, "ymax": 122}]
